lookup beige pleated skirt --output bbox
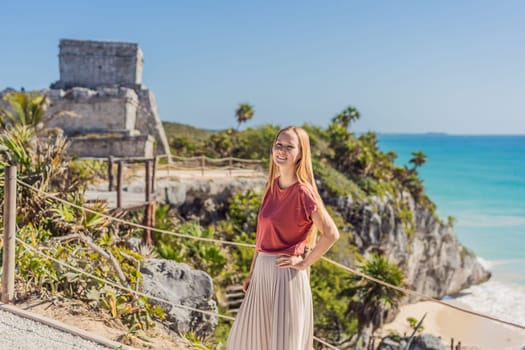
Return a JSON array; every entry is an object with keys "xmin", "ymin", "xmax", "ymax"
[{"xmin": 227, "ymin": 252, "xmax": 313, "ymax": 350}]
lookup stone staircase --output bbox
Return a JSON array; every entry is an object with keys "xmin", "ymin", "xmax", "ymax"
[{"xmin": 225, "ymin": 284, "xmax": 245, "ymax": 314}]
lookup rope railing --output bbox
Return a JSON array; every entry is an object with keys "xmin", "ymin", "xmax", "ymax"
[
  {"xmin": 17, "ymin": 180, "xmax": 254, "ymax": 248},
  {"xmin": 168, "ymin": 155, "xmax": 264, "ymax": 165},
  {"xmin": 155, "ymin": 164, "xmax": 263, "ymax": 176},
  {"xmin": 76, "ymin": 154, "xmax": 265, "ymax": 165},
  {"xmin": 170, "ymin": 155, "xmax": 202, "ymax": 161},
  {"xmin": 15, "ymin": 237, "xmax": 228, "ymax": 320},
  {"xmin": 230, "ymin": 157, "xmax": 264, "ymax": 164},
  {"xmin": 77, "ymin": 156, "xmax": 155, "ymax": 162},
  {"xmin": 15, "ymin": 178, "xmax": 525, "ymax": 333},
  {"xmin": 155, "ymin": 165, "xmax": 204, "ymax": 171},
  {"xmin": 322, "ymin": 257, "xmax": 525, "ymax": 331},
  {"xmin": 165, "ymin": 155, "xmax": 264, "ymax": 174},
  {"xmin": 14, "ymin": 237, "xmax": 340, "ymax": 350},
  {"xmin": 204, "ymin": 158, "xmax": 228, "ymax": 164},
  {"xmin": 76, "ymin": 155, "xmax": 265, "ymax": 187},
  {"xmin": 76, "ymin": 154, "xmax": 264, "ymax": 167}
]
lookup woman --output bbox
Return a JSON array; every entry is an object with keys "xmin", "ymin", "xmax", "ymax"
[{"xmin": 227, "ymin": 126, "xmax": 340, "ymax": 350}]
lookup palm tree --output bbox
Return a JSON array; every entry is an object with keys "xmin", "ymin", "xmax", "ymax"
[
  {"xmin": 333, "ymin": 106, "xmax": 360, "ymax": 131},
  {"xmin": 327, "ymin": 106, "xmax": 360, "ymax": 157},
  {"xmin": 339, "ymin": 254, "xmax": 404, "ymax": 348},
  {"xmin": 356, "ymin": 132, "xmax": 379, "ymax": 177},
  {"xmin": 409, "ymin": 150, "xmax": 427, "ymax": 170},
  {"xmin": 235, "ymin": 103, "xmax": 254, "ymax": 130}
]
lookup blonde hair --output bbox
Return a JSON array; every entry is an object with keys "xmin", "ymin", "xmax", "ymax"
[{"xmin": 263, "ymin": 126, "xmax": 325, "ymax": 247}]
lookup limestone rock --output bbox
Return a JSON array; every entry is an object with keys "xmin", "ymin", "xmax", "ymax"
[
  {"xmin": 410, "ymin": 334, "xmax": 447, "ymax": 350},
  {"xmin": 337, "ymin": 193, "xmax": 491, "ymax": 301},
  {"xmin": 141, "ymin": 259, "xmax": 218, "ymax": 337},
  {"xmin": 153, "ymin": 176, "xmax": 267, "ymax": 224},
  {"xmin": 378, "ymin": 334, "xmax": 446, "ymax": 350}
]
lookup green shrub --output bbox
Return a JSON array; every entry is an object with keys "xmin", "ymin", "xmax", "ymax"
[
  {"xmin": 226, "ymin": 189, "xmax": 261, "ymax": 235},
  {"xmin": 314, "ymin": 159, "xmax": 365, "ymax": 200},
  {"xmin": 311, "ymin": 259, "xmax": 357, "ymax": 343},
  {"xmin": 156, "ymin": 221, "xmax": 230, "ymax": 279}
]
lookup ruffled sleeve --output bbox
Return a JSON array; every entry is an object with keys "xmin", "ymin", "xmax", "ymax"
[{"xmin": 300, "ymin": 185, "xmax": 318, "ymax": 219}]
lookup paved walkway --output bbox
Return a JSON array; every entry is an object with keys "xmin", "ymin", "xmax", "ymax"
[
  {"xmin": 0, "ymin": 305, "xmax": 133, "ymax": 350},
  {"xmin": 85, "ymin": 169, "xmax": 265, "ymax": 209}
]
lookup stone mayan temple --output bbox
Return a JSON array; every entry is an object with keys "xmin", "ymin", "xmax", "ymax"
[{"xmin": 44, "ymin": 39, "xmax": 171, "ymax": 157}]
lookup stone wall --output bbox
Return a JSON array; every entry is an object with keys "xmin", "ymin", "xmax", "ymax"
[
  {"xmin": 53, "ymin": 39, "xmax": 143, "ymax": 90},
  {"xmin": 46, "ymin": 87, "xmax": 139, "ymax": 135},
  {"xmin": 135, "ymin": 88, "xmax": 170, "ymax": 154},
  {"xmin": 68, "ymin": 133, "xmax": 155, "ymax": 158},
  {"xmin": 1, "ymin": 39, "xmax": 171, "ymax": 158},
  {"xmin": 44, "ymin": 86, "xmax": 170, "ymax": 155}
]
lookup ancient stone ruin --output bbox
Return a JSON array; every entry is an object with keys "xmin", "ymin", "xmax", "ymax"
[{"xmin": 6, "ymin": 39, "xmax": 171, "ymax": 158}]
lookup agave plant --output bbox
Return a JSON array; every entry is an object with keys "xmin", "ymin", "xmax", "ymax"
[
  {"xmin": 0, "ymin": 91, "xmax": 78, "ymax": 132},
  {"xmin": 0, "ymin": 125, "xmax": 34, "ymax": 173},
  {"xmin": 0, "ymin": 92, "xmax": 47, "ymax": 129}
]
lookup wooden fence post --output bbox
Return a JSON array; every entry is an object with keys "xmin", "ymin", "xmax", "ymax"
[
  {"xmin": 152, "ymin": 156, "xmax": 157, "ymax": 193},
  {"xmin": 2, "ymin": 166, "xmax": 17, "ymax": 303},
  {"xmin": 450, "ymin": 338, "xmax": 454, "ymax": 350},
  {"xmin": 143, "ymin": 201, "xmax": 156, "ymax": 246},
  {"xmin": 145, "ymin": 160, "xmax": 151, "ymax": 203},
  {"xmin": 117, "ymin": 161, "xmax": 123, "ymax": 209},
  {"xmin": 108, "ymin": 156, "xmax": 114, "ymax": 191}
]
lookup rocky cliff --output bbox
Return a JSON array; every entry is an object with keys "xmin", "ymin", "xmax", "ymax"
[
  {"xmin": 151, "ymin": 175, "xmax": 490, "ymax": 301},
  {"xmin": 335, "ymin": 193, "xmax": 491, "ymax": 300},
  {"xmin": 154, "ymin": 176, "xmax": 267, "ymax": 225}
]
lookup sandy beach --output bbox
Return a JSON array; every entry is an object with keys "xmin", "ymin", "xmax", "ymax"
[{"xmin": 379, "ymin": 300, "xmax": 525, "ymax": 350}]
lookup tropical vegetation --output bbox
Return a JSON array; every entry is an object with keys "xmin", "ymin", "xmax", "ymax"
[
  {"xmin": 0, "ymin": 91, "xmax": 434, "ymax": 349},
  {"xmin": 158, "ymin": 104, "xmax": 433, "ymax": 348},
  {"xmin": 0, "ymin": 92, "xmax": 165, "ymax": 346}
]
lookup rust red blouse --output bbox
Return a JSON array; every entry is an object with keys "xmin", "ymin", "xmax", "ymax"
[{"xmin": 255, "ymin": 177, "xmax": 318, "ymax": 256}]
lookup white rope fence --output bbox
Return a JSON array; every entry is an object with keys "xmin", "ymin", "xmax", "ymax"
[
  {"xmin": 161, "ymin": 155, "xmax": 265, "ymax": 176},
  {"xmin": 15, "ymin": 178, "xmax": 525, "ymax": 331},
  {"xmin": 14, "ymin": 237, "xmax": 340, "ymax": 350},
  {"xmin": 76, "ymin": 155, "xmax": 265, "ymax": 183},
  {"xmin": 321, "ymin": 257, "xmax": 525, "ymax": 331},
  {"xmin": 16, "ymin": 180, "xmax": 254, "ymax": 248},
  {"xmin": 76, "ymin": 155, "xmax": 265, "ymax": 168},
  {"xmin": 167, "ymin": 155, "xmax": 263, "ymax": 164}
]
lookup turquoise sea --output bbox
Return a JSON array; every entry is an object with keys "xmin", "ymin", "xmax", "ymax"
[{"xmin": 377, "ymin": 134, "xmax": 525, "ymax": 327}]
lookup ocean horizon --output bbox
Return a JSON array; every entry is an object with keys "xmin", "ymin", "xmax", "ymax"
[{"xmin": 377, "ymin": 133, "xmax": 525, "ymax": 327}]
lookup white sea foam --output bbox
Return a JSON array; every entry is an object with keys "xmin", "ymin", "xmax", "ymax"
[
  {"xmin": 478, "ymin": 256, "xmax": 525, "ymax": 269},
  {"xmin": 447, "ymin": 279, "xmax": 525, "ymax": 328},
  {"xmin": 476, "ymin": 256, "xmax": 494, "ymax": 270}
]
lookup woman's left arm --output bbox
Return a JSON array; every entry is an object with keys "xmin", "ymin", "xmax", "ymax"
[{"xmin": 278, "ymin": 206, "xmax": 340, "ymax": 270}]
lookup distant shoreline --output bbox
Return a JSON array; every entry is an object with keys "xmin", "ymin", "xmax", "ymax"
[
  {"xmin": 161, "ymin": 121, "xmax": 525, "ymax": 136},
  {"xmin": 380, "ymin": 299, "xmax": 525, "ymax": 350},
  {"xmin": 376, "ymin": 132, "xmax": 525, "ymax": 136}
]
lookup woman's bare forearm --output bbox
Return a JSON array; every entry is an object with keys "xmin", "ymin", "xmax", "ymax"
[
  {"xmin": 302, "ymin": 208, "xmax": 340, "ymax": 268},
  {"xmin": 302, "ymin": 228, "xmax": 338, "ymax": 268}
]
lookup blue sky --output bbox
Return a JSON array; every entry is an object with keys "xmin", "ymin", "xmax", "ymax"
[{"xmin": 1, "ymin": 1, "xmax": 524, "ymax": 134}]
